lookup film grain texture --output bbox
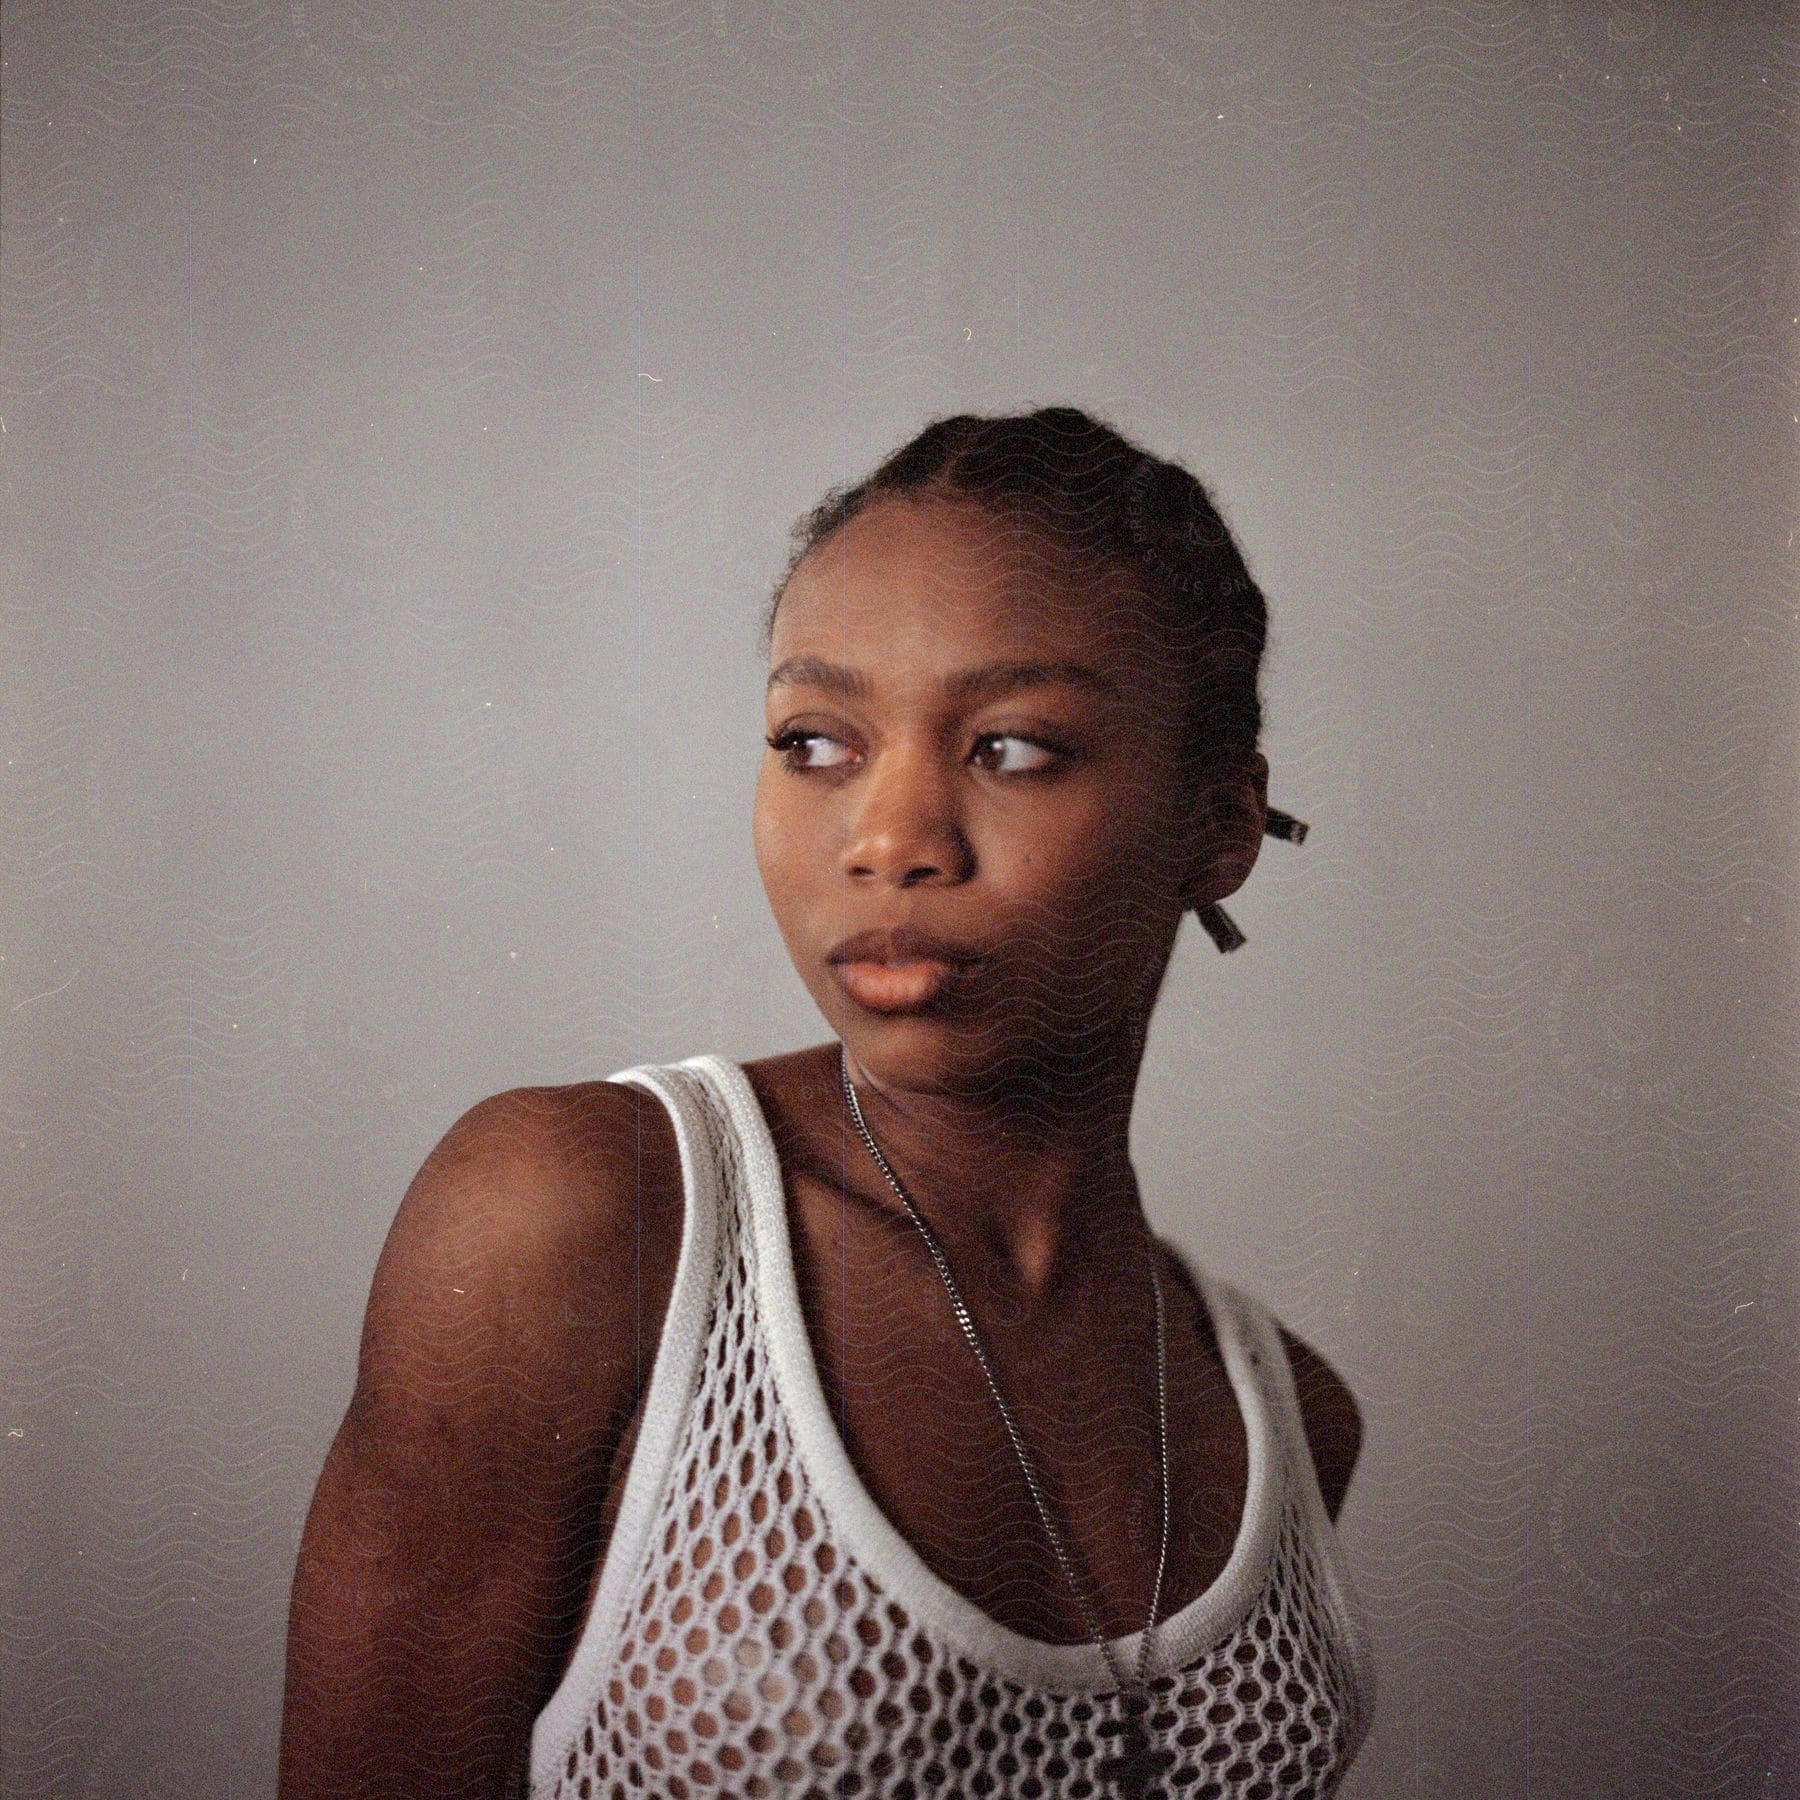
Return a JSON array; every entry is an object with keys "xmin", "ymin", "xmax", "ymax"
[{"xmin": 1, "ymin": 3, "xmax": 1793, "ymax": 1796}]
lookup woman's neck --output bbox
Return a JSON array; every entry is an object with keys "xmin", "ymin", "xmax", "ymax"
[{"xmin": 767, "ymin": 1038, "xmax": 1154, "ymax": 1308}]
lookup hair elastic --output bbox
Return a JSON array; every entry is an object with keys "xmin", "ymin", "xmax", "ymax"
[{"xmin": 1193, "ymin": 807, "xmax": 1311, "ymax": 952}]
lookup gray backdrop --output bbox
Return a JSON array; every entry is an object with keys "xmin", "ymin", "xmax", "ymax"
[{"xmin": 2, "ymin": 2, "xmax": 1794, "ymax": 1794}]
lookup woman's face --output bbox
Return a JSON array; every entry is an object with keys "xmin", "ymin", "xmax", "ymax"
[{"xmin": 753, "ymin": 494, "xmax": 1264, "ymax": 1093}]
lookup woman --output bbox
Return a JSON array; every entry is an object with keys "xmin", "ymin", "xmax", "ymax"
[{"xmin": 280, "ymin": 407, "xmax": 1376, "ymax": 1798}]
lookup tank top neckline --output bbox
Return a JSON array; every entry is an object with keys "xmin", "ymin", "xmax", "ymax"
[{"xmin": 685, "ymin": 1050, "xmax": 1286, "ymax": 1693}]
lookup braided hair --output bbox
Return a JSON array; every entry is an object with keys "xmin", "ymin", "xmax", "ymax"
[{"xmin": 762, "ymin": 405, "xmax": 1307, "ymax": 951}]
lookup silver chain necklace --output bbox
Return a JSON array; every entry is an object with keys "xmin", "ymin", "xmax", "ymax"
[{"xmin": 837, "ymin": 1044, "xmax": 1172, "ymax": 1709}]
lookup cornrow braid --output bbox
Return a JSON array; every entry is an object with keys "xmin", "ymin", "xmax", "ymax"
[{"xmin": 764, "ymin": 405, "xmax": 1308, "ymax": 952}]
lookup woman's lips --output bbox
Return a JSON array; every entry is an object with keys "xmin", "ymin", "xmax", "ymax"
[{"xmin": 835, "ymin": 958, "xmax": 960, "ymax": 1013}]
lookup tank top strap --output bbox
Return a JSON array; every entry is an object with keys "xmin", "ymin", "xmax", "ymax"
[
  {"xmin": 1198, "ymin": 1274, "xmax": 1304, "ymax": 1475},
  {"xmin": 526, "ymin": 1057, "xmax": 731, "ymax": 1797},
  {"xmin": 1210, "ymin": 1274, "xmax": 1380, "ymax": 1748}
]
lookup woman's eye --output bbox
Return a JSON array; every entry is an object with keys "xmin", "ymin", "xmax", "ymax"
[
  {"xmin": 766, "ymin": 729, "xmax": 851, "ymax": 771},
  {"xmin": 972, "ymin": 733, "xmax": 1063, "ymax": 775}
]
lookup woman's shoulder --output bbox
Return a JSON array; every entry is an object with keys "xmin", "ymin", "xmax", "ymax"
[
  {"xmin": 1181, "ymin": 1263, "xmax": 1365, "ymax": 1526},
  {"xmin": 1270, "ymin": 1319, "xmax": 1364, "ymax": 1523},
  {"xmin": 437, "ymin": 1075, "xmax": 687, "ymax": 1242},
  {"xmin": 354, "ymin": 1080, "xmax": 691, "ymax": 1432}
]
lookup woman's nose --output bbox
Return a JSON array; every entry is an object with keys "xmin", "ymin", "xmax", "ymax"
[{"xmin": 838, "ymin": 747, "xmax": 973, "ymax": 887}]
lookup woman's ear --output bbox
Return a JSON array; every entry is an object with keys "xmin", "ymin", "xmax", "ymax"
[{"xmin": 1184, "ymin": 752, "xmax": 1270, "ymax": 910}]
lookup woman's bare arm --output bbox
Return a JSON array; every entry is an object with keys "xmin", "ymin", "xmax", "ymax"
[{"xmin": 278, "ymin": 1082, "xmax": 679, "ymax": 1799}]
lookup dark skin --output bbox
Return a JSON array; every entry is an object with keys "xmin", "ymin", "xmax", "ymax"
[{"xmin": 278, "ymin": 491, "xmax": 1360, "ymax": 1796}]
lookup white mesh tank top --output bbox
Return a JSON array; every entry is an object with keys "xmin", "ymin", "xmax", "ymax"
[{"xmin": 528, "ymin": 1054, "xmax": 1376, "ymax": 1798}]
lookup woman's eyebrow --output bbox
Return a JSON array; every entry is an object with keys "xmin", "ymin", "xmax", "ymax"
[{"xmin": 766, "ymin": 656, "xmax": 1117, "ymax": 702}]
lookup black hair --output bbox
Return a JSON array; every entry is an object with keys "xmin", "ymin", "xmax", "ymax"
[{"xmin": 763, "ymin": 405, "xmax": 1307, "ymax": 949}]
